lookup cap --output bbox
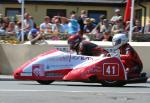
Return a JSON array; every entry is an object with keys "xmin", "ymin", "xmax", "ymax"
[
  {"xmin": 115, "ymin": 9, "xmax": 120, "ymax": 12},
  {"xmin": 31, "ymin": 28, "xmax": 38, "ymax": 34}
]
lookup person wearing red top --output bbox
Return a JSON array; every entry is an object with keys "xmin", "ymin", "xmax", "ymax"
[{"xmin": 112, "ymin": 33, "xmax": 143, "ymax": 78}]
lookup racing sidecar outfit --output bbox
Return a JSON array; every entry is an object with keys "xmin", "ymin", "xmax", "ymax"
[{"xmin": 119, "ymin": 43, "xmax": 143, "ymax": 77}]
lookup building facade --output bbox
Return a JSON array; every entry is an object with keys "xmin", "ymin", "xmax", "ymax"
[
  {"xmin": 0, "ymin": 0, "xmax": 125, "ymax": 24},
  {"xmin": 134, "ymin": 0, "xmax": 150, "ymax": 26},
  {"xmin": 0, "ymin": 0, "xmax": 149, "ymax": 25}
]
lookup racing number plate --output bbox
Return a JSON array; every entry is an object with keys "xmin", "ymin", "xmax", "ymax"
[{"xmin": 103, "ymin": 63, "xmax": 119, "ymax": 76}]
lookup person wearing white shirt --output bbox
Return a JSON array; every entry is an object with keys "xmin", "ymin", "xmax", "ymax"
[
  {"xmin": 144, "ymin": 20, "xmax": 150, "ymax": 34},
  {"xmin": 40, "ymin": 16, "xmax": 52, "ymax": 35}
]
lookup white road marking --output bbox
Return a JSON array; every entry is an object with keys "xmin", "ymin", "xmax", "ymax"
[{"xmin": 0, "ymin": 89, "xmax": 150, "ymax": 94}]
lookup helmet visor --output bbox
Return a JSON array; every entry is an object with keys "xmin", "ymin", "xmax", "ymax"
[{"xmin": 112, "ymin": 39, "xmax": 121, "ymax": 46}]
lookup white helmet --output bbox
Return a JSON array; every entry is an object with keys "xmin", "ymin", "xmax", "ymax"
[{"xmin": 112, "ymin": 33, "xmax": 128, "ymax": 49}]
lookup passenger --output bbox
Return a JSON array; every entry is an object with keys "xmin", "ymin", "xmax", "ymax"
[
  {"xmin": 112, "ymin": 33, "xmax": 143, "ymax": 78},
  {"xmin": 67, "ymin": 34, "xmax": 107, "ymax": 56}
]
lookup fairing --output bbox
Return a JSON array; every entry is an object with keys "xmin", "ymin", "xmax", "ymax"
[{"xmin": 14, "ymin": 49, "xmax": 127, "ymax": 81}]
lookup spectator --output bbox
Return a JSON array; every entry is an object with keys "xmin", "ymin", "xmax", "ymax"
[
  {"xmin": 70, "ymin": 10, "xmax": 76, "ymax": 15},
  {"xmin": 78, "ymin": 10, "xmax": 87, "ymax": 33},
  {"xmin": 100, "ymin": 19, "xmax": 112, "ymax": 33},
  {"xmin": 110, "ymin": 9, "xmax": 122, "ymax": 24},
  {"xmin": 99, "ymin": 30, "xmax": 112, "ymax": 41},
  {"xmin": 40, "ymin": 16, "xmax": 52, "ymax": 35},
  {"xmin": 28, "ymin": 28, "xmax": 42, "ymax": 44},
  {"xmin": 52, "ymin": 18, "xmax": 64, "ymax": 34},
  {"xmin": 64, "ymin": 14, "xmax": 80, "ymax": 35},
  {"xmin": 89, "ymin": 15, "xmax": 106, "ymax": 40},
  {"xmin": 99, "ymin": 15, "xmax": 106, "ymax": 25},
  {"xmin": 51, "ymin": 17, "xmax": 56, "ymax": 24},
  {"xmin": 24, "ymin": 13, "xmax": 34, "ymax": 38},
  {"xmin": 61, "ymin": 17, "xmax": 69, "ymax": 33},
  {"xmin": 133, "ymin": 20, "xmax": 143, "ymax": 34},
  {"xmin": 111, "ymin": 18, "xmax": 124, "ymax": 35},
  {"xmin": 2, "ymin": 17, "xmax": 10, "ymax": 28},
  {"xmin": 98, "ymin": 15, "xmax": 106, "ymax": 29},
  {"xmin": 144, "ymin": 20, "xmax": 150, "ymax": 34},
  {"xmin": 50, "ymin": 18, "xmax": 64, "ymax": 40},
  {"xmin": 0, "ymin": 13, "xmax": 3, "ymax": 26},
  {"xmin": 5, "ymin": 22, "xmax": 16, "ymax": 36},
  {"xmin": 29, "ymin": 16, "xmax": 37, "ymax": 29},
  {"xmin": 0, "ymin": 22, "xmax": 7, "ymax": 35},
  {"xmin": 15, "ymin": 21, "xmax": 22, "ymax": 40},
  {"xmin": 83, "ymin": 18, "xmax": 96, "ymax": 33}
]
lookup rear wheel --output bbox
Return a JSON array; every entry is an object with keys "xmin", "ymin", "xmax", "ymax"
[
  {"xmin": 101, "ymin": 80, "xmax": 126, "ymax": 87},
  {"xmin": 36, "ymin": 80, "xmax": 54, "ymax": 85}
]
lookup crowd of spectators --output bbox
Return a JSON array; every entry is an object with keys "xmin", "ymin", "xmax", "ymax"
[{"xmin": 0, "ymin": 9, "xmax": 150, "ymax": 44}]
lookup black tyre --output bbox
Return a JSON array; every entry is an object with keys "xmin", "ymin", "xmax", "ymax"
[
  {"xmin": 36, "ymin": 80, "xmax": 54, "ymax": 85},
  {"xmin": 101, "ymin": 80, "xmax": 126, "ymax": 87}
]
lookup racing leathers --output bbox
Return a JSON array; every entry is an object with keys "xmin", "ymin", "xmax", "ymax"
[
  {"xmin": 78, "ymin": 41, "xmax": 107, "ymax": 56},
  {"xmin": 119, "ymin": 43, "xmax": 143, "ymax": 77}
]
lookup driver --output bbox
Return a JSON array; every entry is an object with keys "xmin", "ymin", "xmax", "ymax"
[
  {"xmin": 112, "ymin": 33, "xmax": 143, "ymax": 78},
  {"xmin": 68, "ymin": 34, "xmax": 107, "ymax": 56}
]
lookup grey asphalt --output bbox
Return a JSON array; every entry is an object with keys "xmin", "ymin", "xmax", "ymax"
[{"xmin": 0, "ymin": 78, "xmax": 150, "ymax": 103}]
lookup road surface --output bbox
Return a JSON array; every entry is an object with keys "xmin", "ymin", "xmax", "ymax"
[{"xmin": 0, "ymin": 80, "xmax": 150, "ymax": 103}]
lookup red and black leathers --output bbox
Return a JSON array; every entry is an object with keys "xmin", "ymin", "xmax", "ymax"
[
  {"xmin": 79, "ymin": 41, "xmax": 106, "ymax": 56},
  {"xmin": 119, "ymin": 43, "xmax": 143, "ymax": 74}
]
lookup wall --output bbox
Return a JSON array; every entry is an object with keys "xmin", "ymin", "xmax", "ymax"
[
  {"xmin": 0, "ymin": 42, "xmax": 150, "ymax": 77},
  {"xmin": 0, "ymin": 44, "xmax": 55, "ymax": 74}
]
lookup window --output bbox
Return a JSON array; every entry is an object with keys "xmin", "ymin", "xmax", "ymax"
[
  {"xmin": 5, "ymin": 8, "xmax": 21, "ymax": 22},
  {"xmin": 5, "ymin": 8, "xmax": 21, "ymax": 17},
  {"xmin": 135, "ymin": 9, "xmax": 142, "ymax": 22},
  {"xmin": 88, "ymin": 10, "xmax": 107, "ymax": 23},
  {"xmin": 47, "ymin": 9, "xmax": 66, "ymax": 18}
]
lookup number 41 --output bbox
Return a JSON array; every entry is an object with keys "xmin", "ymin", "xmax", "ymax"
[{"xmin": 106, "ymin": 66, "xmax": 116, "ymax": 75}]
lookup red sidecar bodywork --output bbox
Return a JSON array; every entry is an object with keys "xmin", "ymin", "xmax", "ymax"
[{"xmin": 14, "ymin": 49, "xmax": 147, "ymax": 86}]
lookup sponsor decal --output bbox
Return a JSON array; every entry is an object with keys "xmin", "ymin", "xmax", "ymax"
[
  {"xmin": 55, "ymin": 46, "xmax": 69, "ymax": 52},
  {"xmin": 71, "ymin": 56, "xmax": 93, "ymax": 61},
  {"xmin": 103, "ymin": 63, "xmax": 119, "ymax": 76},
  {"xmin": 47, "ymin": 55, "xmax": 93, "ymax": 62},
  {"xmin": 32, "ymin": 64, "xmax": 45, "ymax": 77},
  {"xmin": 81, "ymin": 66, "xmax": 102, "ymax": 77}
]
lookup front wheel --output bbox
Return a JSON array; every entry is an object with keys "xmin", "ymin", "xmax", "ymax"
[
  {"xmin": 36, "ymin": 80, "xmax": 54, "ymax": 85},
  {"xmin": 100, "ymin": 80, "xmax": 126, "ymax": 87}
]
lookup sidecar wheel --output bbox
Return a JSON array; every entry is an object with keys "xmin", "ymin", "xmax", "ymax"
[
  {"xmin": 36, "ymin": 80, "xmax": 54, "ymax": 85},
  {"xmin": 101, "ymin": 80, "xmax": 126, "ymax": 87}
]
